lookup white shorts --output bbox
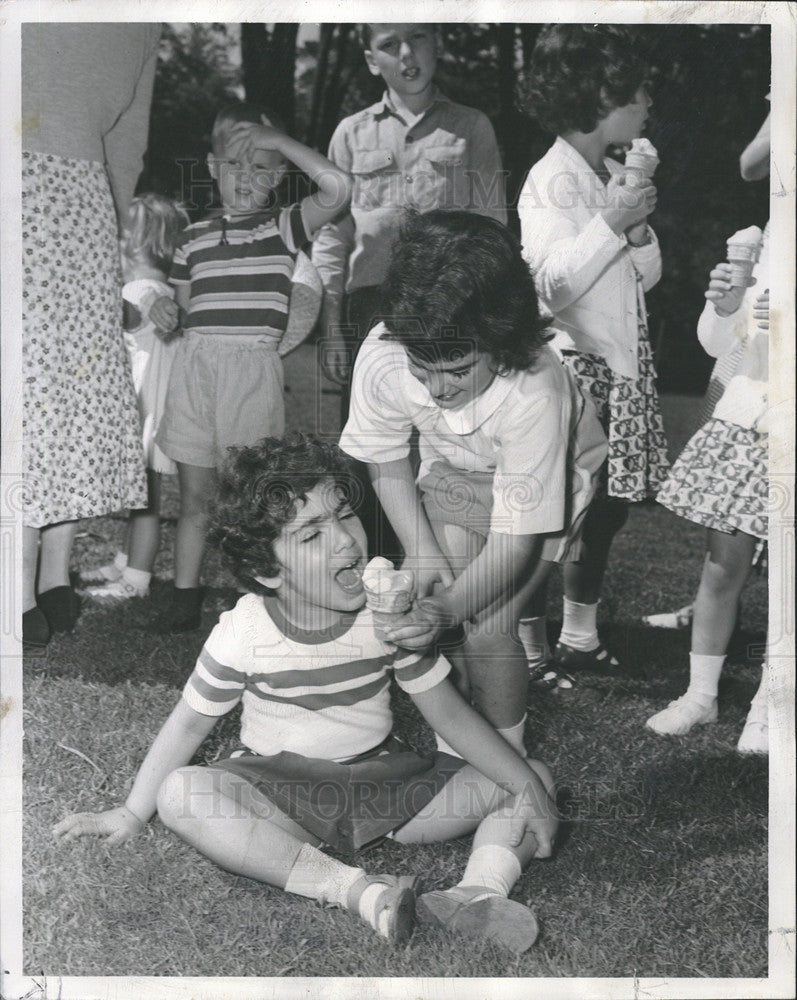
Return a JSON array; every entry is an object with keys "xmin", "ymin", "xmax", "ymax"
[{"xmin": 157, "ymin": 332, "xmax": 284, "ymax": 469}]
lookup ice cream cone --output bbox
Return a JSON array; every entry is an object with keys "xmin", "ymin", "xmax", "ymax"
[
  {"xmin": 362, "ymin": 557, "xmax": 415, "ymax": 640},
  {"xmin": 625, "ymin": 138, "xmax": 659, "ymax": 182},
  {"xmin": 726, "ymin": 225, "xmax": 763, "ymax": 286}
]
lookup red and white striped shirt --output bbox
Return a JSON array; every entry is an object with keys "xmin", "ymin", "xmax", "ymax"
[
  {"xmin": 182, "ymin": 593, "xmax": 449, "ymax": 762},
  {"xmin": 170, "ymin": 205, "xmax": 309, "ymax": 342}
]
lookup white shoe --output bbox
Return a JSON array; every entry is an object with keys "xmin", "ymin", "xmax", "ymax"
[
  {"xmin": 85, "ymin": 577, "xmax": 149, "ymax": 601},
  {"xmin": 642, "ymin": 603, "xmax": 694, "ymax": 629},
  {"xmin": 646, "ymin": 694, "xmax": 718, "ymax": 735},
  {"xmin": 737, "ymin": 700, "xmax": 768, "ymax": 755},
  {"xmin": 81, "ymin": 561, "xmax": 123, "ymax": 584}
]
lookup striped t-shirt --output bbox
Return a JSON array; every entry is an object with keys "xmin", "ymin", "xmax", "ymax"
[
  {"xmin": 170, "ymin": 204, "xmax": 309, "ymax": 340},
  {"xmin": 182, "ymin": 593, "xmax": 450, "ymax": 762}
]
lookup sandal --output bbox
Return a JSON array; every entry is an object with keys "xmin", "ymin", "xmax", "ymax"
[
  {"xmin": 554, "ymin": 640, "xmax": 620, "ymax": 675},
  {"xmin": 528, "ymin": 662, "xmax": 576, "ymax": 690}
]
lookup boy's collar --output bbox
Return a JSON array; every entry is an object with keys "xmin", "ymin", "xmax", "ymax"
[
  {"xmin": 263, "ymin": 593, "xmax": 358, "ymax": 645},
  {"xmin": 374, "ymin": 87, "xmax": 448, "ymax": 121}
]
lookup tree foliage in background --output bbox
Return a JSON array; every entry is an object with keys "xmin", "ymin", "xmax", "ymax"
[{"xmin": 144, "ymin": 22, "xmax": 770, "ymax": 392}]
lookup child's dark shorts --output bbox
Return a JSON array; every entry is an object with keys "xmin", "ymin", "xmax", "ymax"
[{"xmin": 206, "ymin": 735, "xmax": 466, "ymax": 853}]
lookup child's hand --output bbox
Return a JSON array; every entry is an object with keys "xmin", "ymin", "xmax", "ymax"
[
  {"xmin": 704, "ymin": 263, "xmax": 753, "ymax": 317},
  {"xmin": 320, "ymin": 327, "xmax": 351, "ymax": 386},
  {"xmin": 384, "ymin": 595, "xmax": 458, "ymax": 650},
  {"xmin": 507, "ymin": 783, "xmax": 559, "ymax": 859},
  {"xmin": 53, "ymin": 805, "xmax": 145, "ymax": 846},
  {"xmin": 401, "ymin": 557, "xmax": 456, "ymax": 598},
  {"xmin": 228, "ymin": 120, "xmax": 285, "ymax": 158},
  {"xmin": 149, "ymin": 295, "xmax": 180, "ymax": 334},
  {"xmin": 602, "ymin": 174, "xmax": 656, "ymax": 235},
  {"xmin": 753, "ymin": 289, "xmax": 769, "ymax": 330}
]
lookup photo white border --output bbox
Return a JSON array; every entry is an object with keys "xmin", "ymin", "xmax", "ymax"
[{"xmin": 1, "ymin": 2, "xmax": 794, "ymax": 998}]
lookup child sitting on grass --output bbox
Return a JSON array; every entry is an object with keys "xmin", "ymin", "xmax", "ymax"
[{"xmin": 54, "ymin": 434, "xmax": 558, "ymax": 953}]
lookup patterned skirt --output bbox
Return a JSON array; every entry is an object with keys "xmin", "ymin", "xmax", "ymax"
[
  {"xmin": 656, "ymin": 418, "xmax": 767, "ymax": 539},
  {"xmin": 562, "ymin": 330, "xmax": 670, "ymax": 502},
  {"xmin": 22, "ymin": 152, "xmax": 147, "ymax": 526}
]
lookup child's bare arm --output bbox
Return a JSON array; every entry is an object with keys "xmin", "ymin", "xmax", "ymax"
[
  {"xmin": 53, "ymin": 698, "xmax": 217, "ymax": 845},
  {"xmin": 231, "ymin": 122, "xmax": 353, "ymax": 237},
  {"xmin": 410, "ymin": 678, "xmax": 558, "ymax": 857},
  {"xmin": 386, "ymin": 531, "xmax": 542, "ymax": 649},
  {"xmin": 369, "ymin": 457, "xmax": 455, "ymax": 595}
]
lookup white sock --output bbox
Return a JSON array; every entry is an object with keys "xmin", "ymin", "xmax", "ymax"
[
  {"xmin": 113, "ymin": 551, "xmax": 128, "ymax": 571},
  {"xmin": 283, "ymin": 842, "xmax": 363, "ymax": 908},
  {"xmin": 559, "ymin": 598, "xmax": 599, "ymax": 651},
  {"xmin": 519, "ymin": 617, "xmax": 550, "ymax": 669},
  {"xmin": 122, "ymin": 566, "xmax": 151, "ymax": 590},
  {"xmin": 496, "ymin": 715, "xmax": 528, "ymax": 758},
  {"xmin": 685, "ymin": 652, "xmax": 725, "ymax": 703},
  {"xmin": 458, "ymin": 844, "xmax": 522, "ymax": 898}
]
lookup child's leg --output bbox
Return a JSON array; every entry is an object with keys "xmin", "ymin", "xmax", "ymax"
[
  {"xmin": 556, "ymin": 496, "xmax": 628, "ymax": 669},
  {"xmin": 737, "ymin": 659, "xmax": 768, "ymax": 755},
  {"xmin": 393, "ymin": 759, "xmax": 555, "ymax": 952},
  {"xmin": 647, "ymin": 528, "xmax": 757, "ymax": 736},
  {"xmin": 174, "ymin": 462, "xmax": 217, "ymax": 588},
  {"xmin": 157, "ymin": 766, "xmax": 415, "ymax": 942},
  {"xmin": 126, "ymin": 469, "xmax": 162, "ymax": 574},
  {"xmin": 87, "ymin": 472, "xmax": 162, "ymax": 600},
  {"xmin": 432, "ymin": 521, "xmax": 552, "ymax": 735}
]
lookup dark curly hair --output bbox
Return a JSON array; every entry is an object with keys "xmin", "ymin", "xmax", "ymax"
[
  {"xmin": 209, "ymin": 434, "xmax": 357, "ymax": 594},
  {"xmin": 379, "ymin": 210, "xmax": 550, "ymax": 373},
  {"xmin": 522, "ymin": 24, "xmax": 649, "ymax": 135}
]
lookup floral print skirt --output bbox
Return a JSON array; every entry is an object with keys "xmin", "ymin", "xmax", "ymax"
[
  {"xmin": 562, "ymin": 329, "xmax": 670, "ymax": 502},
  {"xmin": 22, "ymin": 152, "xmax": 147, "ymax": 527},
  {"xmin": 656, "ymin": 418, "xmax": 767, "ymax": 539}
]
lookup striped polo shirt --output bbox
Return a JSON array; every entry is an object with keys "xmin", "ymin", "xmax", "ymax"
[
  {"xmin": 170, "ymin": 204, "xmax": 309, "ymax": 339},
  {"xmin": 182, "ymin": 593, "xmax": 450, "ymax": 762}
]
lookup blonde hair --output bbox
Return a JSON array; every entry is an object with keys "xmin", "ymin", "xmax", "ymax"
[
  {"xmin": 122, "ymin": 194, "xmax": 189, "ymax": 276},
  {"xmin": 211, "ymin": 101, "xmax": 286, "ymax": 157}
]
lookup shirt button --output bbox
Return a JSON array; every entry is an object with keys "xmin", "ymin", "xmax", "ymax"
[
  {"xmin": 405, "ymin": 175, "xmax": 413, "ymax": 183},
  {"xmin": 406, "ymin": 134, "xmax": 414, "ymax": 143}
]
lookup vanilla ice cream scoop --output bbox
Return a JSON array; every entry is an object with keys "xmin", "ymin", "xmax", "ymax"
[
  {"xmin": 726, "ymin": 225, "xmax": 763, "ymax": 285},
  {"xmin": 625, "ymin": 138, "xmax": 659, "ymax": 180},
  {"xmin": 362, "ymin": 557, "xmax": 415, "ymax": 614}
]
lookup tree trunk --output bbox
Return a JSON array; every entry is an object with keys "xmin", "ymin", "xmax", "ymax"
[{"xmin": 240, "ymin": 23, "xmax": 299, "ymax": 133}]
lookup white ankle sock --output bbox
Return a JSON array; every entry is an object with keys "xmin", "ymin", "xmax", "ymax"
[
  {"xmin": 458, "ymin": 844, "xmax": 521, "ymax": 898},
  {"xmin": 496, "ymin": 715, "xmax": 528, "ymax": 758},
  {"xmin": 122, "ymin": 566, "xmax": 151, "ymax": 590},
  {"xmin": 519, "ymin": 617, "xmax": 550, "ymax": 668},
  {"xmin": 283, "ymin": 842, "xmax": 363, "ymax": 907},
  {"xmin": 113, "ymin": 551, "xmax": 128, "ymax": 571},
  {"xmin": 559, "ymin": 598, "xmax": 599, "ymax": 651},
  {"xmin": 685, "ymin": 653, "xmax": 725, "ymax": 703}
]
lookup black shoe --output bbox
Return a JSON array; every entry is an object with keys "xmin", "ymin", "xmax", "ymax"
[
  {"xmin": 37, "ymin": 586, "xmax": 81, "ymax": 633},
  {"xmin": 23, "ymin": 606, "xmax": 51, "ymax": 647},
  {"xmin": 153, "ymin": 586, "xmax": 204, "ymax": 634}
]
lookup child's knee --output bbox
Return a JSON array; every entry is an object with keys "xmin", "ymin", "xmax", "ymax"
[{"xmin": 156, "ymin": 766, "xmax": 198, "ymax": 829}]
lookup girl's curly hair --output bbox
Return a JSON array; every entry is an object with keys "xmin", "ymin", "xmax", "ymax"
[
  {"xmin": 379, "ymin": 210, "xmax": 550, "ymax": 374},
  {"xmin": 209, "ymin": 433, "xmax": 357, "ymax": 594},
  {"xmin": 522, "ymin": 24, "xmax": 649, "ymax": 136}
]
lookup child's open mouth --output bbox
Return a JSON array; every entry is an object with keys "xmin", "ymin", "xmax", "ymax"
[
  {"xmin": 402, "ymin": 67, "xmax": 420, "ymax": 80},
  {"xmin": 335, "ymin": 559, "xmax": 363, "ymax": 594}
]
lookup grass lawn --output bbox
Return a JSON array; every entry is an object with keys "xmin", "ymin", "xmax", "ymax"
[{"xmin": 22, "ymin": 346, "xmax": 768, "ymax": 979}]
